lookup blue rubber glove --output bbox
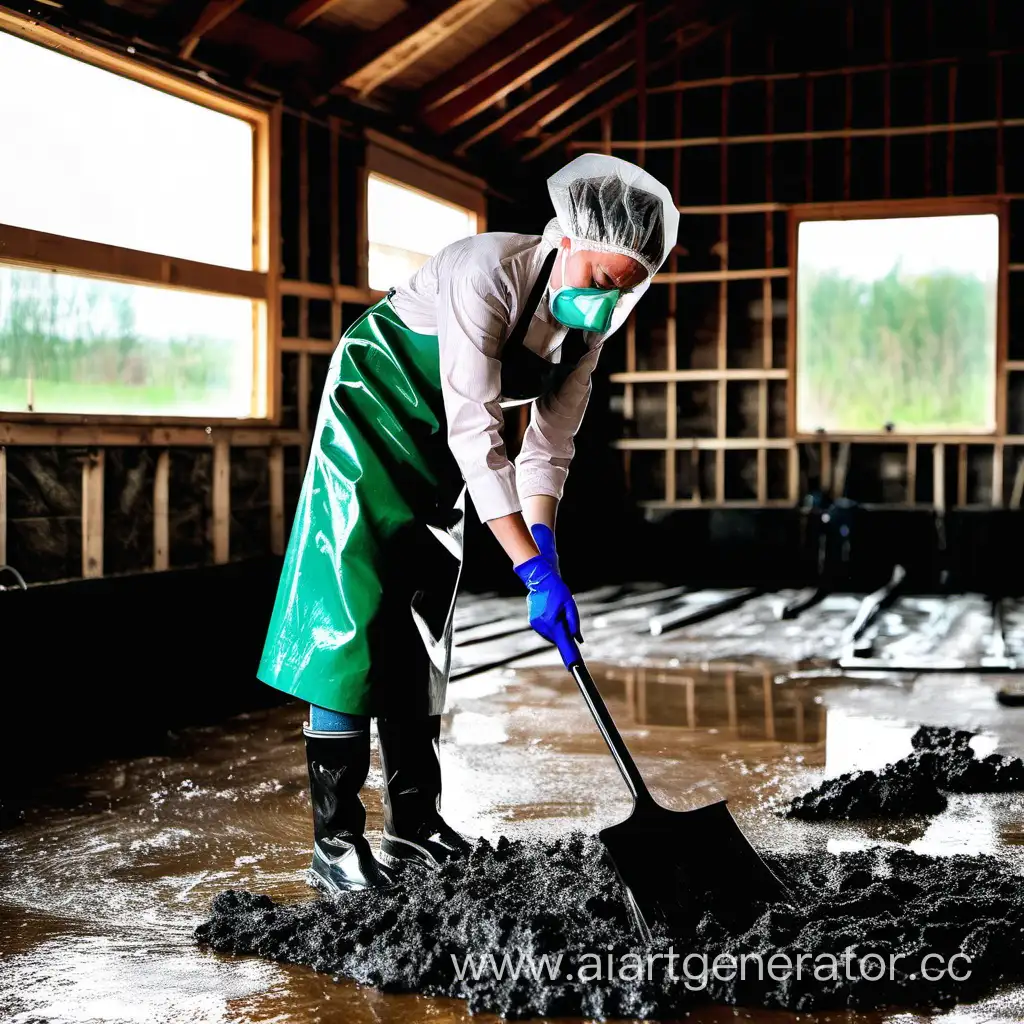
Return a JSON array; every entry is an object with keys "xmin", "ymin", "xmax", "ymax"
[
  {"xmin": 530, "ymin": 522, "xmax": 559, "ymax": 572},
  {"xmin": 514, "ymin": 554, "xmax": 583, "ymax": 666}
]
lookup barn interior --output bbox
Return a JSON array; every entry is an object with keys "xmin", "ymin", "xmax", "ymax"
[{"xmin": 3, "ymin": 0, "xmax": 1024, "ymax": 1021}]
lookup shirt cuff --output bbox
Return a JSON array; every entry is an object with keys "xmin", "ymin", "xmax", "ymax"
[
  {"xmin": 464, "ymin": 462, "xmax": 523, "ymax": 522},
  {"xmin": 514, "ymin": 466, "xmax": 568, "ymax": 503}
]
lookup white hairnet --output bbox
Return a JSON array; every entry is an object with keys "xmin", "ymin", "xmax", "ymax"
[{"xmin": 547, "ymin": 153, "xmax": 679, "ymax": 278}]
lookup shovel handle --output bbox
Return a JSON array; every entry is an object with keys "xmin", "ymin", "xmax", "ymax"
[{"xmin": 556, "ymin": 623, "xmax": 656, "ymax": 808}]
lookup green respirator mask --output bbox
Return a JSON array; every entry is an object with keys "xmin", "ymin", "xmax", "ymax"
[{"xmin": 548, "ymin": 249, "xmax": 621, "ymax": 333}]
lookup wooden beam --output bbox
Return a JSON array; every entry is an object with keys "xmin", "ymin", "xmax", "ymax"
[
  {"xmin": 179, "ymin": 0, "xmax": 249, "ymax": 60},
  {"xmin": 269, "ymin": 445, "xmax": 286, "ymax": 556},
  {"xmin": 154, "ymin": 450, "xmax": 170, "ymax": 571},
  {"xmin": 0, "ymin": 446, "xmax": 6, "ymax": 568},
  {"xmin": 933, "ymin": 443, "xmax": 946, "ymax": 512},
  {"xmin": 657, "ymin": 268, "xmax": 788, "ymax": 284},
  {"xmin": 517, "ymin": 14, "xmax": 724, "ymax": 161},
  {"xmin": 81, "ymin": 448, "xmax": 104, "ymax": 578},
  {"xmin": 314, "ymin": 0, "xmax": 463, "ymax": 101},
  {"xmin": 610, "ymin": 368, "xmax": 788, "ymax": 383},
  {"xmin": 568, "ymin": 117, "xmax": 1024, "ymax": 151},
  {"xmin": 492, "ymin": 1, "xmax": 713, "ymax": 148},
  {"xmin": 614, "ymin": 438, "xmax": 795, "ymax": 451},
  {"xmin": 421, "ymin": 0, "xmax": 636, "ymax": 133},
  {"xmin": 521, "ymin": 89, "xmax": 636, "ymax": 161},
  {"xmin": 283, "ymin": 0, "xmax": 339, "ymax": 30},
  {"xmin": 213, "ymin": 439, "xmax": 230, "ymax": 564},
  {"xmin": 418, "ymin": 0, "xmax": 581, "ymax": 118},
  {"xmin": 498, "ymin": 32, "xmax": 637, "ymax": 145},
  {"xmin": 0, "ymin": 423, "xmax": 304, "ymax": 447},
  {"xmin": 0, "ymin": 223, "xmax": 267, "ymax": 300}
]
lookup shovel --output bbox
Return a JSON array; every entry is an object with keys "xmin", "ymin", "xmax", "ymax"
[{"xmin": 554, "ymin": 626, "xmax": 792, "ymax": 942}]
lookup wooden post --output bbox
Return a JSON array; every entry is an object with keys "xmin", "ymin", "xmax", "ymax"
[
  {"xmin": 804, "ymin": 78, "xmax": 814, "ymax": 202},
  {"xmin": 883, "ymin": 0, "xmax": 892, "ymax": 196},
  {"xmin": 213, "ymin": 440, "xmax": 230, "ymax": 564},
  {"xmin": 907, "ymin": 440, "xmax": 918, "ymax": 505},
  {"xmin": 924, "ymin": 0, "xmax": 934, "ymax": 194},
  {"xmin": 957, "ymin": 443, "xmax": 968, "ymax": 506},
  {"xmin": 843, "ymin": 0, "xmax": 853, "ymax": 200},
  {"xmin": 299, "ymin": 115, "xmax": 310, "ymax": 346},
  {"xmin": 759, "ymin": 37, "xmax": 775, "ymax": 503},
  {"xmin": 635, "ymin": 2, "xmax": 646, "ymax": 169},
  {"xmin": 993, "ymin": 442, "xmax": 1004, "ymax": 507},
  {"xmin": 762, "ymin": 670, "xmax": 775, "ymax": 740},
  {"xmin": 298, "ymin": 351, "xmax": 311, "ymax": 478},
  {"xmin": 269, "ymin": 444, "xmax": 285, "ymax": 555},
  {"xmin": 724, "ymin": 668, "xmax": 737, "ymax": 731},
  {"xmin": 154, "ymin": 449, "xmax": 170, "ymax": 571},
  {"xmin": 946, "ymin": 64, "xmax": 957, "ymax": 194},
  {"xmin": 0, "ymin": 445, "xmax": 6, "ymax": 567},
  {"xmin": 716, "ymin": 28, "xmax": 731, "ymax": 503},
  {"xmin": 81, "ymin": 448, "xmax": 104, "ymax": 578},
  {"xmin": 329, "ymin": 116, "xmax": 342, "ymax": 345},
  {"xmin": 268, "ymin": 101, "xmax": 283, "ymax": 425},
  {"xmin": 933, "ymin": 442, "xmax": 946, "ymax": 511},
  {"xmin": 666, "ymin": 48, "xmax": 681, "ymax": 504}
]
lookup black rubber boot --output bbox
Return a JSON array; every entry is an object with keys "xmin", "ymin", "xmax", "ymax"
[
  {"xmin": 376, "ymin": 714, "xmax": 473, "ymax": 870},
  {"xmin": 304, "ymin": 725, "xmax": 395, "ymax": 894}
]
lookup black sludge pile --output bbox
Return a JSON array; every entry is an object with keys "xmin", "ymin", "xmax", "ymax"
[
  {"xmin": 787, "ymin": 725, "xmax": 1024, "ymax": 821},
  {"xmin": 195, "ymin": 833, "xmax": 1024, "ymax": 1017}
]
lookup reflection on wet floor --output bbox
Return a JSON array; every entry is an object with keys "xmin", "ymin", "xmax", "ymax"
[
  {"xmin": 4, "ymin": 588, "xmax": 1024, "ymax": 1024},
  {"xmin": 597, "ymin": 662, "xmax": 827, "ymax": 743}
]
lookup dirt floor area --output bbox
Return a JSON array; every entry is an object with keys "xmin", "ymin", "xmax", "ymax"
[{"xmin": 3, "ymin": 587, "xmax": 1024, "ymax": 1022}]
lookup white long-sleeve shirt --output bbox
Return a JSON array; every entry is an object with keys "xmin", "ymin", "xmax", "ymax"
[{"xmin": 388, "ymin": 218, "xmax": 648, "ymax": 522}]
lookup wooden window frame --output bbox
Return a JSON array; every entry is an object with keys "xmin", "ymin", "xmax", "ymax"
[
  {"xmin": 362, "ymin": 130, "xmax": 487, "ymax": 293},
  {"xmin": 0, "ymin": 11, "xmax": 281, "ymax": 428},
  {"xmin": 787, "ymin": 195, "xmax": 1009, "ymax": 442}
]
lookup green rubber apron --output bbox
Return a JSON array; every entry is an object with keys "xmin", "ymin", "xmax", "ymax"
[{"xmin": 258, "ymin": 250, "xmax": 584, "ymax": 716}]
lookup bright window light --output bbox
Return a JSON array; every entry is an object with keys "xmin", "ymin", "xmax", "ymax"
[
  {"xmin": 366, "ymin": 173, "xmax": 477, "ymax": 291},
  {"xmin": 0, "ymin": 30, "xmax": 254, "ymax": 269},
  {"xmin": 0, "ymin": 266, "xmax": 255, "ymax": 417},
  {"xmin": 795, "ymin": 213, "xmax": 999, "ymax": 434}
]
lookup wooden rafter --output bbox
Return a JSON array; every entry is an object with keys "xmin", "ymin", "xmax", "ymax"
[
  {"xmin": 520, "ymin": 15, "xmax": 727, "ymax": 160},
  {"xmin": 417, "ymin": 0, "xmax": 578, "ymax": 117},
  {"xmin": 421, "ymin": 0, "xmax": 637, "ymax": 133},
  {"xmin": 176, "ymin": 0, "xmax": 250, "ymax": 60},
  {"xmin": 283, "ymin": 0, "xmax": 340, "ymax": 30},
  {"xmin": 477, "ymin": 0, "xmax": 708, "ymax": 149},
  {"xmin": 497, "ymin": 31, "xmax": 637, "ymax": 145},
  {"xmin": 313, "ymin": 0, "xmax": 482, "ymax": 102}
]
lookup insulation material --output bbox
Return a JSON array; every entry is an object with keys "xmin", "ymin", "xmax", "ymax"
[
  {"xmin": 229, "ymin": 448, "xmax": 271, "ymax": 562},
  {"xmin": 168, "ymin": 448, "xmax": 213, "ymax": 567},
  {"xmin": 103, "ymin": 448, "xmax": 156, "ymax": 575},
  {"xmin": 5, "ymin": 447, "xmax": 82, "ymax": 583}
]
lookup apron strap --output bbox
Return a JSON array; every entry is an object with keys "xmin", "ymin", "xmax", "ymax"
[{"xmin": 503, "ymin": 247, "xmax": 559, "ymax": 355}]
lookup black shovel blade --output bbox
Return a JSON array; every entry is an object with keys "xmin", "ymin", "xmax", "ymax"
[{"xmin": 599, "ymin": 798, "xmax": 791, "ymax": 941}]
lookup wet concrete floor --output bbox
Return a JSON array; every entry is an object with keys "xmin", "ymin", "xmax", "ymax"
[{"xmin": 3, "ymin": 587, "xmax": 1024, "ymax": 1023}]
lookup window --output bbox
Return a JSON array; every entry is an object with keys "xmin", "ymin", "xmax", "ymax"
[
  {"xmin": 0, "ymin": 23, "xmax": 271, "ymax": 419},
  {"xmin": 794, "ymin": 210, "xmax": 1000, "ymax": 435},
  {"xmin": 366, "ymin": 172, "xmax": 478, "ymax": 291}
]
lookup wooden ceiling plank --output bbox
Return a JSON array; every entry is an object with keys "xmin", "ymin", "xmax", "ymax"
[
  {"xmin": 423, "ymin": 0, "xmax": 637, "ymax": 133},
  {"xmin": 283, "ymin": 0, "xmax": 340, "ymax": 31}
]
